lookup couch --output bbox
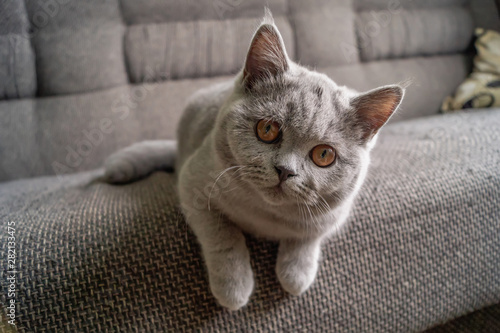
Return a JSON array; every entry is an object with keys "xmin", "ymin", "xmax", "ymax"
[{"xmin": 1, "ymin": 0, "xmax": 499, "ymax": 331}]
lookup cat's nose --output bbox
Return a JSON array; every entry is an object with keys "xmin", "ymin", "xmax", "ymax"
[{"xmin": 275, "ymin": 165, "xmax": 297, "ymax": 182}]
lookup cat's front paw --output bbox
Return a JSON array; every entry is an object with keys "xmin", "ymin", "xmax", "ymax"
[
  {"xmin": 206, "ymin": 251, "xmax": 254, "ymax": 310},
  {"xmin": 210, "ymin": 270, "xmax": 254, "ymax": 311},
  {"xmin": 276, "ymin": 257, "xmax": 318, "ymax": 296},
  {"xmin": 276, "ymin": 239, "xmax": 321, "ymax": 296}
]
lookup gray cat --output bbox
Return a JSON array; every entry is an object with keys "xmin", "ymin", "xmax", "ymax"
[{"xmin": 104, "ymin": 11, "xmax": 404, "ymax": 310}]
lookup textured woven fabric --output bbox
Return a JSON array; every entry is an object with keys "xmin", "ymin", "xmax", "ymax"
[
  {"xmin": 426, "ymin": 304, "xmax": 500, "ymax": 332},
  {"xmin": 1, "ymin": 109, "xmax": 499, "ymax": 332}
]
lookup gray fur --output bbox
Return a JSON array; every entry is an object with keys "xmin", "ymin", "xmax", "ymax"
[{"xmin": 104, "ymin": 12, "xmax": 404, "ymax": 310}]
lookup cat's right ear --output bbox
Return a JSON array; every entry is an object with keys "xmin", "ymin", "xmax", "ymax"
[
  {"xmin": 242, "ymin": 11, "xmax": 289, "ymax": 90},
  {"xmin": 350, "ymin": 85, "xmax": 404, "ymax": 142}
]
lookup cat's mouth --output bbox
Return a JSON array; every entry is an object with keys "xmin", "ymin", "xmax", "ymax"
[
  {"xmin": 239, "ymin": 169, "xmax": 294, "ymax": 205},
  {"xmin": 272, "ymin": 184, "xmax": 285, "ymax": 195},
  {"xmin": 259, "ymin": 182, "xmax": 291, "ymax": 205},
  {"xmin": 273, "ymin": 184, "xmax": 284, "ymax": 192}
]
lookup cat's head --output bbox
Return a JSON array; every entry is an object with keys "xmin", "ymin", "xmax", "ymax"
[{"xmin": 215, "ymin": 11, "xmax": 404, "ymax": 208}]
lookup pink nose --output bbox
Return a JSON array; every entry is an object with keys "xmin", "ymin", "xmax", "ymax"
[{"xmin": 275, "ymin": 165, "xmax": 297, "ymax": 182}]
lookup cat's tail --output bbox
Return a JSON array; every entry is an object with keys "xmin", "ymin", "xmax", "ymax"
[{"xmin": 103, "ymin": 140, "xmax": 177, "ymax": 184}]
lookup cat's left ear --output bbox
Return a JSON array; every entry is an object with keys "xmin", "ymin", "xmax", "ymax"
[
  {"xmin": 351, "ymin": 85, "xmax": 404, "ymax": 142},
  {"xmin": 243, "ymin": 10, "xmax": 289, "ymax": 89}
]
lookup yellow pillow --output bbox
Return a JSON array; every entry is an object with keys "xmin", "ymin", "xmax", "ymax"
[{"xmin": 442, "ymin": 28, "xmax": 500, "ymax": 111}]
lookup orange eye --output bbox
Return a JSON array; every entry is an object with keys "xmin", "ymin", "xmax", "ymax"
[
  {"xmin": 256, "ymin": 119, "xmax": 281, "ymax": 143},
  {"xmin": 310, "ymin": 145, "xmax": 336, "ymax": 167}
]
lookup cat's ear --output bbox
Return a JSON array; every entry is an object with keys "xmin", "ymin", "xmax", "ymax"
[
  {"xmin": 351, "ymin": 85, "xmax": 404, "ymax": 142},
  {"xmin": 243, "ymin": 11, "xmax": 289, "ymax": 89}
]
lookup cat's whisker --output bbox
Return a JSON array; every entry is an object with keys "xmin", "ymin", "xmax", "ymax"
[
  {"xmin": 215, "ymin": 168, "xmax": 251, "ymax": 201},
  {"xmin": 316, "ymin": 193, "xmax": 331, "ymax": 216},
  {"xmin": 223, "ymin": 167, "xmax": 248, "ymax": 186},
  {"xmin": 221, "ymin": 185, "xmax": 243, "ymax": 194},
  {"xmin": 303, "ymin": 200, "xmax": 319, "ymax": 233},
  {"xmin": 208, "ymin": 165, "xmax": 245, "ymax": 211},
  {"xmin": 298, "ymin": 197, "xmax": 309, "ymax": 236},
  {"xmin": 220, "ymin": 172, "xmax": 255, "ymax": 195},
  {"xmin": 318, "ymin": 193, "xmax": 331, "ymax": 209},
  {"xmin": 293, "ymin": 194, "xmax": 308, "ymax": 236}
]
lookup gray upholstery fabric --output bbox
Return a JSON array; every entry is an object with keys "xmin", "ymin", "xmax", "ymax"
[
  {"xmin": 0, "ymin": 0, "xmax": 36, "ymax": 99},
  {"xmin": 1, "ymin": 108, "xmax": 499, "ymax": 332},
  {"xmin": 120, "ymin": 0, "xmax": 288, "ymax": 24},
  {"xmin": 426, "ymin": 304, "xmax": 500, "ymax": 332},
  {"xmin": 289, "ymin": 0, "xmax": 359, "ymax": 66},
  {"xmin": 470, "ymin": 0, "xmax": 500, "ymax": 31},
  {"xmin": 354, "ymin": 0, "xmax": 468, "ymax": 10},
  {"xmin": 125, "ymin": 17, "xmax": 295, "ymax": 82},
  {"xmin": 24, "ymin": 0, "xmax": 128, "ymax": 96},
  {"xmin": 0, "ymin": 76, "xmax": 230, "ymax": 182},
  {"xmin": 355, "ymin": 7, "xmax": 474, "ymax": 61},
  {"xmin": 323, "ymin": 54, "xmax": 470, "ymax": 122}
]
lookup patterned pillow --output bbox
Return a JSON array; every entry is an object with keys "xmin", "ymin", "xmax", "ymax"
[{"xmin": 442, "ymin": 28, "xmax": 500, "ymax": 111}]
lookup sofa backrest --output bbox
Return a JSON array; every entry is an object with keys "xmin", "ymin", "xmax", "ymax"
[{"xmin": 0, "ymin": 0, "xmax": 499, "ymax": 182}]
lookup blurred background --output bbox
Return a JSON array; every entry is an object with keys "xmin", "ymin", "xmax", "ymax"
[{"xmin": 0, "ymin": 0, "xmax": 499, "ymax": 182}]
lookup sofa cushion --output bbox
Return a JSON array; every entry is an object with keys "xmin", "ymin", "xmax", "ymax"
[
  {"xmin": 289, "ymin": 0, "xmax": 358, "ymax": 66},
  {"xmin": 470, "ymin": 0, "xmax": 500, "ymax": 32},
  {"xmin": 119, "ymin": 0, "xmax": 288, "ymax": 24},
  {"xmin": 1, "ymin": 109, "xmax": 499, "ymax": 332},
  {"xmin": 0, "ymin": 76, "xmax": 230, "ymax": 182},
  {"xmin": 323, "ymin": 54, "xmax": 470, "ymax": 122},
  {"xmin": 0, "ymin": 0, "xmax": 36, "ymax": 100},
  {"xmin": 125, "ymin": 17, "xmax": 294, "ymax": 82},
  {"xmin": 426, "ymin": 304, "xmax": 500, "ymax": 332},
  {"xmin": 354, "ymin": 0, "xmax": 468, "ymax": 10},
  {"xmin": 120, "ymin": 0, "xmax": 484, "ymax": 80},
  {"xmin": 119, "ymin": 0, "xmax": 292, "ymax": 83},
  {"xmin": 1, "ymin": 0, "xmax": 495, "ymax": 100},
  {"xmin": 355, "ymin": 7, "xmax": 473, "ymax": 62},
  {"xmin": 24, "ymin": 0, "xmax": 128, "ymax": 96}
]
